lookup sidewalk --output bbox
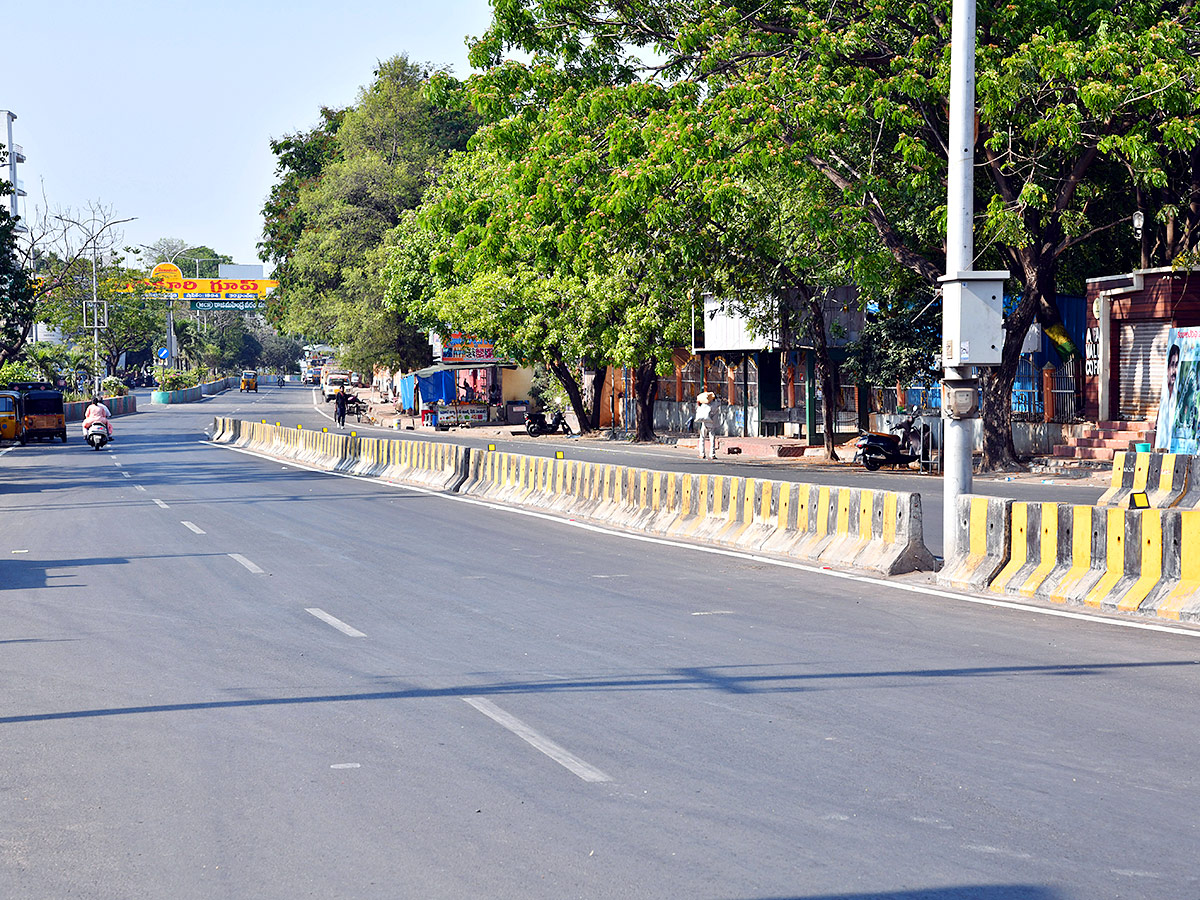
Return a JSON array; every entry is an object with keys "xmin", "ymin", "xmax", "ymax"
[{"xmin": 354, "ymin": 392, "xmax": 1107, "ymax": 486}]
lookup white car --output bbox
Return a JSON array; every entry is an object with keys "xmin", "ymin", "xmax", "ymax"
[{"xmin": 323, "ymin": 375, "xmax": 349, "ymax": 402}]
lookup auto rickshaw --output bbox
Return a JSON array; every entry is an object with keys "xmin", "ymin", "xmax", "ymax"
[
  {"xmin": 240, "ymin": 370, "xmax": 258, "ymax": 392},
  {"xmin": 0, "ymin": 390, "xmax": 26, "ymax": 444},
  {"xmin": 8, "ymin": 383, "xmax": 66, "ymax": 443}
]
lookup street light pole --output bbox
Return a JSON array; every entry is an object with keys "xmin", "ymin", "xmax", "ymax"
[
  {"xmin": 941, "ymin": 0, "xmax": 1007, "ymax": 561},
  {"xmin": 91, "ymin": 241, "xmax": 100, "ymax": 396}
]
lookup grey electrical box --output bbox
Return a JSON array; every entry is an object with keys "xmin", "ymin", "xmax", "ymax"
[
  {"xmin": 940, "ymin": 270, "xmax": 1008, "ymax": 367},
  {"xmin": 943, "ymin": 383, "xmax": 980, "ymax": 419}
]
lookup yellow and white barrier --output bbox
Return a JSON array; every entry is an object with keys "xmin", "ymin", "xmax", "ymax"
[{"xmin": 457, "ymin": 447, "xmax": 935, "ymax": 575}]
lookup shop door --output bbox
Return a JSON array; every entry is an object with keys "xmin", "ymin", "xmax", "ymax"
[{"xmin": 1118, "ymin": 321, "xmax": 1170, "ymax": 419}]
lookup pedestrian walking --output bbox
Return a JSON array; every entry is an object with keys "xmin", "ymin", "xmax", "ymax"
[
  {"xmin": 334, "ymin": 385, "xmax": 348, "ymax": 427},
  {"xmin": 695, "ymin": 390, "xmax": 718, "ymax": 459}
]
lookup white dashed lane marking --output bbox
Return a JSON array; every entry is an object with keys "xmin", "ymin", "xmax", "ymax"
[
  {"xmin": 229, "ymin": 553, "xmax": 266, "ymax": 574},
  {"xmin": 305, "ymin": 608, "xmax": 366, "ymax": 637},
  {"xmin": 463, "ymin": 696, "xmax": 612, "ymax": 783}
]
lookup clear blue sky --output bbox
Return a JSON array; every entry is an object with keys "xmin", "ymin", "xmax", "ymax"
[{"xmin": 5, "ymin": 0, "xmax": 494, "ymax": 271}]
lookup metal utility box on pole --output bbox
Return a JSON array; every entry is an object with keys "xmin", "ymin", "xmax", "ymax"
[{"xmin": 942, "ymin": 0, "xmax": 1006, "ymax": 561}]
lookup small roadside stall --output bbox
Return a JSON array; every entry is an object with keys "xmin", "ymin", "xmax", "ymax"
[{"xmin": 411, "ymin": 333, "xmax": 531, "ymax": 426}]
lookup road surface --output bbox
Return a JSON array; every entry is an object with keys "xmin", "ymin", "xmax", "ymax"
[{"xmin": 1, "ymin": 391, "xmax": 1193, "ymax": 900}]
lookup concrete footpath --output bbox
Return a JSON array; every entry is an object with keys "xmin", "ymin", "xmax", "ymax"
[{"xmin": 353, "ymin": 392, "xmax": 1109, "ymax": 489}]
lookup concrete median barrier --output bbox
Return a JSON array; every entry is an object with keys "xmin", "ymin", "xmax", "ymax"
[
  {"xmin": 212, "ymin": 421, "xmax": 937, "ymax": 577},
  {"xmin": 1098, "ymin": 450, "xmax": 1192, "ymax": 508},
  {"xmin": 969, "ymin": 496, "xmax": 1200, "ymax": 622},
  {"xmin": 458, "ymin": 447, "xmax": 934, "ymax": 575},
  {"xmin": 938, "ymin": 495, "xmax": 1013, "ymax": 591}
]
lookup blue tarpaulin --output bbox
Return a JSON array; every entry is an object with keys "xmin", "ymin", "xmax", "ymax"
[
  {"xmin": 415, "ymin": 369, "xmax": 455, "ymax": 405},
  {"xmin": 399, "ymin": 374, "xmax": 415, "ymax": 410}
]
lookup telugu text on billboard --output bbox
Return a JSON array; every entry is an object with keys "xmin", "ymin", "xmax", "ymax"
[{"xmin": 441, "ymin": 333, "xmax": 504, "ymax": 365}]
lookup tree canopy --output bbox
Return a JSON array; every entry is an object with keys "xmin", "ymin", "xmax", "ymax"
[
  {"xmin": 416, "ymin": 0, "xmax": 1200, "ymax": 461},
  {"xmin": 261, "ymin": 55, "xmax": 478, "ymax": 375}
]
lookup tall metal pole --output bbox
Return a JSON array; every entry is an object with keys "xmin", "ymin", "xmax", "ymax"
[
  {"xmin": 91, "ymin": 243, "xmax": 101, "ymax": 396},
  {"xmin": 942, "ymin": 0, "xmax": 980, "ymax": 561}
]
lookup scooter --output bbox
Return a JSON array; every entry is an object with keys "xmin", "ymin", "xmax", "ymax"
[
  {"xmin": 854, "ymin": 417, "xmax": 926, "ymax": 471},
  {"xmin": 86, "ymin": 421, "xmax": 111, "ymax": 451},
  {"xmin": 525, "ymin": 410, "xmax": 572, "ymax": 437}
]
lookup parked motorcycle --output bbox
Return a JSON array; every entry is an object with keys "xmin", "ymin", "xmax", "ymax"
[
  {"xmin": 525, "ymin": 410, "xmax": 572, "ymax": 437},
  {"xmin": 86, "ymin": 421, "xmax": 110, "ymax": 451},
  {"xmin": 854, "ymin": 417, "xmax": 928, "ymax": 471}
]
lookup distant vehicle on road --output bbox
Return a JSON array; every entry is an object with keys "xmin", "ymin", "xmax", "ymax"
[
  {"xmin": 240, "ymin": 370, "xmax": 258, "ymax": 392},
  {"xmin": 323, "ymin": 375, "xmax": 350, "ymax": 402},
  {"xmin": 0, "ymin": 390, "xmax": 26, "ymax": 444},
  {"xmin": 6, "ymin": 383, "xmax": 67, "ymax": 443}
]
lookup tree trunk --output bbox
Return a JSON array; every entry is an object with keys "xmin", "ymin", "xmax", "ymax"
[
  {"xmin": 796, "ymin": 285, "xmax": 840, "ymax": 460},
  {"xmin": 633, "ymin": 361, "xmax": 658, "ymax": 442},
  {"xmin": 979, "ymin": 264, "xmax": 1055, "ymax": 469},
  {"xmin": 586, "ymin": 365, "xmax": 604, "ymax": 430},
  {"xmin": 546, "ymin": 356, "xmax": 592, "ymax": 434}
]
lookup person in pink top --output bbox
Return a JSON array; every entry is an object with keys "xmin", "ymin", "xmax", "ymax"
[{"xmin": 82, "ymin": 396, "xmax": 112, "ymax": 440}]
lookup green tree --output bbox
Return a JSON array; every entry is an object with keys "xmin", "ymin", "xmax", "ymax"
[
  {"xmin": 462, "ymin": 0, "xmax": 1200, "ymax": 467},
  {"xmin": 38, "ymin": 255, "xmax": 164, "ymax": 376},
  {"xmin": 264, "ymin": 56, "xmax": 476, "ymax": 373},
  {"xmin": 0, "ymin": 154, "xmax": 35, "ymax": 366},
  {"xmin": 259, "ymin": 106, "xmax": 347, "ymax": 297}
]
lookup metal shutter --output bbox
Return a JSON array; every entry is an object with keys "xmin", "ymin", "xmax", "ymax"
[{"xmin": 1118, "ymin": 321, "xmax": 1171, "ymax": 419}]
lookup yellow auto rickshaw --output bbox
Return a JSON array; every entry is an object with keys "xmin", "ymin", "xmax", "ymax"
[
  {"xmin": 10, "ymin": 383, "xmax": 66, "ymax": 443},
  {"xmin": 0, "ymin": 390, "xmax": 26, "ymax": 444},
  {"xmin": 240, "ymin": 370, "xmax": 258, "ymax": 392}
]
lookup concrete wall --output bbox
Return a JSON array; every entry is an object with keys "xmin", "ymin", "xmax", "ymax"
[{"xmin": 64, "ymin": 394, "xmax": 137, "ymax": 423}]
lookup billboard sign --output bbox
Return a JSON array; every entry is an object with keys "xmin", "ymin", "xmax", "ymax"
[
  {"xmin": 1155, "ymin": 326, "xmax": 1200, "ymax": 453},
  {"xmin": 439, "ymin": 333, "xmax": 507, "ymax": 365},
  {"xmin": 126, "ymin": 265, "xmax": 278, "ymax": 306}
]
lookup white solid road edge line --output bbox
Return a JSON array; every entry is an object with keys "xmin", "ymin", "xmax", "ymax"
[
  {"xmin": 463, "ymin": 696, "xmax": 613, "ymax": 783},
  {"xmin": 229, "ymin": 553, "xmax": 266, "ymax": 574},
  {"xmin": 305, "ymin": 608, "xmax": 366, "ymax": 637},
  {"xmin": 203, "ymin": 439, "xmax": 1200, "ymax": 641}
]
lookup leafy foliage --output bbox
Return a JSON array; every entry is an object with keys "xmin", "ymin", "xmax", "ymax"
[
  {"xmin": 264, "ymin": 56, "xmax": 478, "ymax": 372},
  {"xmin": 443, "ymin": 0, "xmax": 1200, "ymax": 463},
  {"xmin": 0, "ymin": 153, "xmax": 35, "ymax": 366}
]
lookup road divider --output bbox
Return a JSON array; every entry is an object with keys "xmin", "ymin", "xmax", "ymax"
[
  {"xmin": 941, "ymin": 492, "xmax": 1200, "ymax": 622},
  {"xmin": 1098, "ymin": 450, "xmax": 1191, "ymax": 508},
  {"xmin": 212, "ymin": 418, "xmax": 936, "ymax": 576}
]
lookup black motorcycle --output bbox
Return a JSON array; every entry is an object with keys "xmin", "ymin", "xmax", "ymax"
[
  {"xmin": 854, "ymin": 417, "xmax": 929, "ymax": 471},
  {"xmin": 525, "ymin": 410, "xmax": 572, "ymax": 437}
]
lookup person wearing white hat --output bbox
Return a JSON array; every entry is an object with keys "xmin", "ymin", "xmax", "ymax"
[{"xmin": 695, "ymin": 390, "xmax": 718, "ymax": 458}]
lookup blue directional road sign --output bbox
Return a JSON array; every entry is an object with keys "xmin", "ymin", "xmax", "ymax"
[{"xmin": 157, "ymin": 347, "xmax": 169, "ymax": 360}]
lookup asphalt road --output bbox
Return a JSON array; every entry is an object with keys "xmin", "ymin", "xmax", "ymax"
[
  {"xmin": 2, "ymin": 393, "xmax": 1196, "ymax": 899},
  {"xmin": 218, "ymin": 384, "xmax": 1107, "ymax": 559}
]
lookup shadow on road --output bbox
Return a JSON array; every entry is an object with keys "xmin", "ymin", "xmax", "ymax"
[{"xmin": 1, "ymin": 660, "xmax": 1194, "ymax": 724}]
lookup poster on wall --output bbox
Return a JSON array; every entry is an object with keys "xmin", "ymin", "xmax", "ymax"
[{"xmin": 1155, "ymin": 326, "xmax": 1200, "ymax": 453}]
